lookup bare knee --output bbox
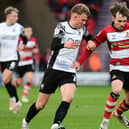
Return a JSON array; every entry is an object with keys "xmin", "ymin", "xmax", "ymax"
[
  {"xmin": 2, "ymin": 76, "xmax": 10, "ymax": 84},
  {"xmin": 35, "ymin": 94, "xmax": 50, "ymax": 110},
  {"xmin": 63, "ymin": 96, "xmax": 74, "ymax": 103},
  {"xmin": 112, "ymin": 80, "xmax": 123, "ymax": 94}
]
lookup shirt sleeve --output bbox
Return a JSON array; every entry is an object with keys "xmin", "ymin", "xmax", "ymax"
[
  {"xmin": 83, "ymin": 26, "xmax": 94, "ymax": 41},
  {"xmin": 94, "ymin": 28, "xmax": 107, "ymax": 46},
  {"xmin": 78, "ymin": 48, "xmax": 92, "ymax": 65},
  {"xmin": 51, "ymin": 23, "xmax": 65, "ymax": 50},
  {"xmin": 19, "ymin": 26, "xmax": 28, "ymax": 45}
]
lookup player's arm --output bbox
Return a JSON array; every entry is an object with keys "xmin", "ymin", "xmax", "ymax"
[
  {"xmin": 20, "ymin": 32, "xmax": 28, "ymax": 45},
  {"xmin": 73, "ymin": 28, "xmax": 107, "ymax": 70},
  {"xmin": 18, "ymin": 28, "xmax": 28, "ymax": 51},
  {"xmin": 51, "ymin": 37, "xmax": 64, "ymax": 50},
  {"xmin": 51, "ymin": 23, "xmax": 78, "ymax": 50},
  {"xmin": 72, "ymin": 30, "xmax": 94, "ymax": 70},
  {"xmin": 80, "ymin": 28, "xmax": 107, "ymax": 64},
  {"xmin": 32, "ymin": 38, "xmax": 39, "ymax": 54},
  {"xmin": 51, "ymin": 23, "xmax": 65, "ymax": 50},
  {"xmin": 17, "ymin": 37, "xmax": 25, "ymax": 50}
]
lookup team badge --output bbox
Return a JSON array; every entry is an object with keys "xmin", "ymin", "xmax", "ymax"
[{"xmin": 125, "ymin": 31, "xmax": 129, "ymax": 38}]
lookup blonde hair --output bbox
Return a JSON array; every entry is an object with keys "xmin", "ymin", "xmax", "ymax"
[
  {"xmin": 71, "ymin": 3, "xmax": 91, "ymax": 17},
  {"xmin": 4, "ymin": 6, "xmax": 19, "ymax": 17}
]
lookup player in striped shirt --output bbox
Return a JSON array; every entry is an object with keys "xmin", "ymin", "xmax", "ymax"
[
  {"xmin": 15, "ymin": 27, "xmax": 39, "ymax": 103},
  {"xmin": 73, "ymin": 2, "xmax": 129, "ymax": 129},
  {"xmin": 22, "ymin": 3, "xmax": 93, "ymax": 129}
]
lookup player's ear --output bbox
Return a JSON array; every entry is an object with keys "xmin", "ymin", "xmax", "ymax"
[{"xmin": 112, "ymin": 16, "xmax": 115, "ymax": 21}]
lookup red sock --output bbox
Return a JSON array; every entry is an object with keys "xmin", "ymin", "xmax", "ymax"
[
  {"xmin": 22, "ymin": 82, "xmax": 32, "ymax": 97},
  {"xmin": 104, "ymin": 95, "xmax": 117, "ymax": 119},
  {"xmin": 116, "ymin": 100, "xmax": 129, "ymax": 115}
]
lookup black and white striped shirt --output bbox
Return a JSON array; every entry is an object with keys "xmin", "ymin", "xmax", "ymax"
[{"xmin": 48, "ymin": 21, "xmax": 92, "ymax": 73}]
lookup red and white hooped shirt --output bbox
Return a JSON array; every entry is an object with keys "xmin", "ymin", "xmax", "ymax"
[
  {"xmin": 18, "ymin": 37, "xmax": 38, "ymax": 66},
  {"xmin": 78, "ymin": 22, "xmax": 129, "ymax": 72}
]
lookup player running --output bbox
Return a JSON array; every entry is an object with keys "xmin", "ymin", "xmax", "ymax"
[
  {"xmin": 15, "ymin": 27, "xmax": 39, "ymax": 103},
  {"xmin": 73, "ymin": 2, "xmax": 129, "ymax": 129},
  {"xmin": 0, "ymin": 6, "xmax": 27, "ymax": 113},
  {"xmin": 21, "ymin": 3, "xmax": 93, "ymax": 129}
]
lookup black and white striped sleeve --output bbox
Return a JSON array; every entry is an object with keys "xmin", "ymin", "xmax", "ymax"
[
  {"xmin": 19, "ymin": 26, "xmax": 28, "ymax": 45},
  {"xmin": 51, "ymin": 23, "xmax": 65, "ymax": 50},
  {"xmin": 83, "ymin": 26, "xmax": 94, "ymax": 42}
]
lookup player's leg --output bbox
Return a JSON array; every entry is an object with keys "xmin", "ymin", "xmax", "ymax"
[
  {"xmin": 22, "ymin": 71, "xmax": 33, "ymax": 103},
  {"xmin": 22, "ymin": 92, "xmax": 50, "ymax": 129},
  {"xmin": 99, "ymin": 70, "xmax": 123, "ymax": 129},
  {"xmin": 51, "ymin": 83, "xmax": 76, "ymax": 129},
  {"xmin": 112, "ymin": 87, "xmax": 129, "ymax": 127},
  {"xmin": 15, "ymin": 76, "xmax": 23, "ymax": 87},
  {"xmin": 2, "ymin": 69, "xmax": 21, "ymax": 112},
  {"xmin": 22, "ymin": 68, "xmax": 58, "ymax": 129}
]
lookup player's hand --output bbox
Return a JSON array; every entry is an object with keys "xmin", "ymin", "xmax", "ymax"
[
  {"xmin": 18, "ymin": 44, "xmax": 25, "ymax": 50},
  {"xmin": 87, "ymin": 40, "xmax": 96, "ymax": 51},
  {"xmin": 64, "ymin": 40, "xmax": 79, "ymax": 49},
  {"xmin": 71, "ymin": 61, "xmax": 81, "ymax": 71}
]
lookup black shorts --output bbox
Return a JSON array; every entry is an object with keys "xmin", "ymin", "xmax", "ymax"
[
  {"xmin": 0, "ymin": 61, "xmax": 17, "ymax": 72},
  {"xmin": 16, "ymin": 64, "xmax": 34, "ymax": 77},
  {"xmin": 40, "ymin": 69, "xmax": 77, "ymax": 94},
  {"xmin": 110, "ymin": 70, "xmax": 129, "ymax": 90}
]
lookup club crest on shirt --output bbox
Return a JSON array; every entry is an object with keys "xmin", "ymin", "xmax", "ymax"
[{"xmin": 125, "ymin": 31, "xmax": 129, "ymax": 38}]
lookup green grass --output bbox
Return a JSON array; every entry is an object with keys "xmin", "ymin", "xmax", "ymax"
[{"xmin": 0, "ymin": 85, "xmax": 128, "ymax": 129}]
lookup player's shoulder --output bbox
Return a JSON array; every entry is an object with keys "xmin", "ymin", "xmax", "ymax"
[
  {"xmin": 15, "ymin": 23, "xmax": 23, "ymax": 28},
  {"xmin": 56, "ymin": 21, "xmax": 67, "ymax": 32},
  {"xmin": 0, "ymin": 22, "xmax": 6, "ymax": 27},
  {"xmin": 103, "ymin": 25, "xmax": 112, "ymax": 30},
  {"xmin": 102, "ymin": 24, "xmax": 114, "ymax": 33},
  {"xmin": 30, "ymin": 37, "xmax": 37, "ymax": 41},
  {"xmin": 124, "ymin": 22, "xmax": 129, "ymax": 29},
  {"xmin": 57, "ymin": 21, "xmax": 67, "ymax": 28}
]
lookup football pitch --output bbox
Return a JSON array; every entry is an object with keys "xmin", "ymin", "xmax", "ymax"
[{"xmin": 0, "ymin": 85, "xmax": 128, "ymax": 129}]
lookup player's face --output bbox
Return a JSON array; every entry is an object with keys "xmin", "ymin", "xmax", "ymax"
[
  {"xmin": 24, "ymin": 27, "xmax": 32, "ymax": 39},
  {"xmin": 112, "ymin": 12, "xmax": 127, "ymax": 31},
  {"xmin": 6, "ymin": 11, "xmax": 18, "ymax": 25},
  {"xmin": 71, "ymin": 13, "xmax": 88, "ymax": 28}
]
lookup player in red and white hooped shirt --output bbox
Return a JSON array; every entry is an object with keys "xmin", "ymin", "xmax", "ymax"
[
  {"xmin": 16, "ymin": 27, "xmax": 39, "ymax": 103},
  {"xmin": 73, "ymin": 2, "xmax": 129, "ymax": 129}
]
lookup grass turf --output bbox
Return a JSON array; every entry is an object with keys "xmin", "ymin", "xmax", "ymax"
[{"xmin": 0, "ymin": 85, "xmax": 128, "ymax": 129}]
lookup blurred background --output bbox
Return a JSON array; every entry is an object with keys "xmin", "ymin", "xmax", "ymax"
[{"xmin": 0, "ymin": 0, "xmax": 128, "ymax": 85}]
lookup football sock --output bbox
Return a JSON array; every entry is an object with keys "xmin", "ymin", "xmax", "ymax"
[
  {"xmin": 53, "ymin": 101, "xmax": 70, "ymax": 124},
  {"xmin": 25, "ymin": 103, "xmax": 41, "ymax": 123},
  {"xmin": 5, "ymin": 82, "xmax": 19, "ymax": 102},
  {"xmin": 22, "ymin": 82, "xmax": 32, "ymax": 97},
  {"xmin": 116, "ymin": 99, "xmax": 129, "ymax": 115},
  {"xmin": 103, "ymin": 92, "xmax": 119, "ymax": 119}
]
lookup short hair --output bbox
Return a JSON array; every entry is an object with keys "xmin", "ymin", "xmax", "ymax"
[
  {"xmin": 110, "ymin": 2, "xmax": 129, "ymax": 17},
  {"xmin": 70, "ymin": 3, "xmax": 91, "ymax": 17},
  {"xmin": 4, "ymin": 6, "xmax": 19, "ymax": 17}
]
